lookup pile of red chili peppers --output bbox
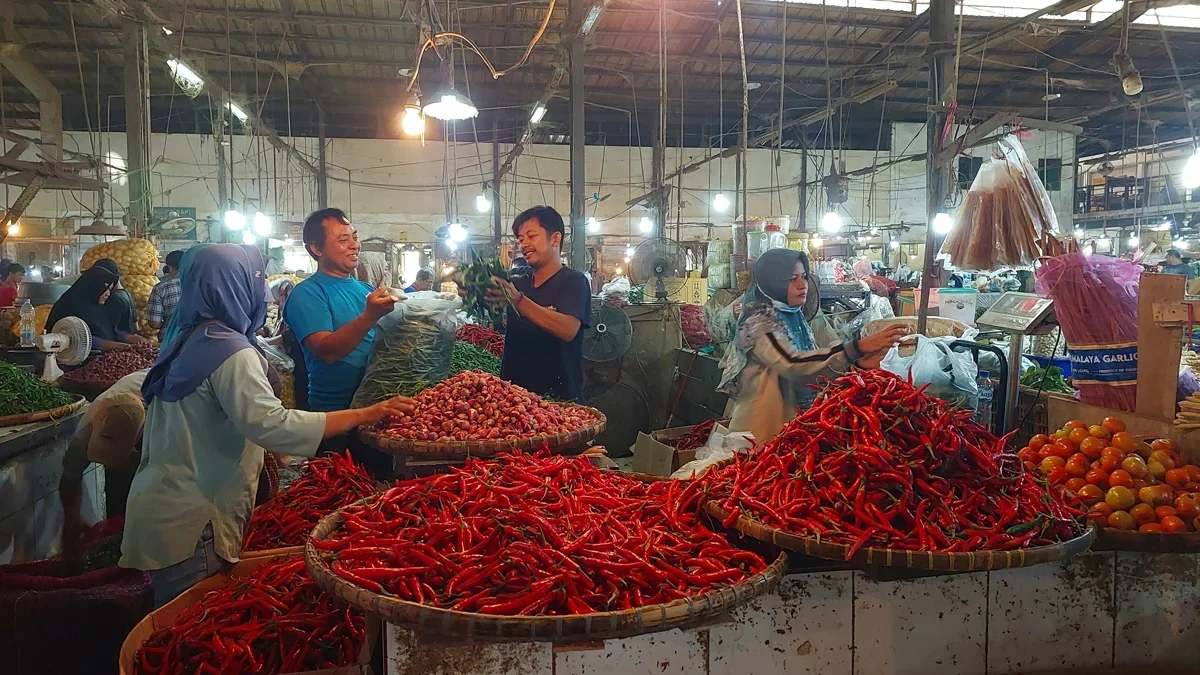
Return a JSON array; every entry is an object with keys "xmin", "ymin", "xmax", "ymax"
[
  {"xmin": 455, "ymin": 324, "xmax": 505, "ymax": 358},
  {"xmin": 670, "ymin": 419, "xmax": 719, "ymax": 453},
  {"xmin": 703, "ymin": 370, "xmax": 1085, "ymax": 559},
  {"xmin": 315, "ymin": 452, "xmax": 767, "ymax": 615},
  {"xmin": 243, "ymin": 452, "xmax": 376, "ymax": 551},
  {"xmin": 133, "ymin": 555, "xmax": 366, "ymax": 675}
]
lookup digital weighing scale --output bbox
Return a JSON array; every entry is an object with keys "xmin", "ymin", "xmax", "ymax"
[{"xmin": 975, "ymin": 292, "xmax": 1057, "ymax": 434}]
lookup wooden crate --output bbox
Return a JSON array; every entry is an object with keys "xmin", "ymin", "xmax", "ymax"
[{"xmin": 1013, "ymin": 386, "xmax": 1050, "ymax": 448}]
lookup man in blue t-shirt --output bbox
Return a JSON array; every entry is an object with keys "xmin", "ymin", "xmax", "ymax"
[
  {"xmin": 284, "ymin": 208, "xmax": 396, "ymax": 472},
  {"xmin": 491, "ymin": 206, "xmax": 591, "ymax": 402}
]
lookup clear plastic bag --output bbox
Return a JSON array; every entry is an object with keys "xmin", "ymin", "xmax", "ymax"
[
  {"xmin": 840, "ymin": 295, "xmax": 896, "ymax": 341},
  {"xmin": 670, "ymin": 423, "xmax": 755, "ymax": 480},
  {"xmin": 351, "ymin": 294, "xmax": 463, "ymax": 407},
  {"xmin": 881, "ymin": 335, "xmax": 979, "ymax": 409}
]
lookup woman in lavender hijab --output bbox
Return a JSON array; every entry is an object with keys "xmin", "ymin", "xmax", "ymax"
[{"xmin": 119, "ymin": 244, "xmax": 416, "ymax": 607}]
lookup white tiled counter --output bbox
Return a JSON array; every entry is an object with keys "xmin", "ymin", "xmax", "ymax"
[{"xmin": 387, "ymin": 552, "xmax": 1200, "ymax": 675}]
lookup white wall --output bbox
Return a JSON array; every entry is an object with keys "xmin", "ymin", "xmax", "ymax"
[{"xmin": 10, "ymin": 123, "xmax": 1075, "ymax": 248}]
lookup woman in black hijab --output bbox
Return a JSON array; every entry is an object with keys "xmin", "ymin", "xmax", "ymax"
[
  {"xmin": 90, "ymin": 259, "xmax": 138, "ymax": 335},
  {"xmin": 47, "ymin": 265, "xmax": 145, "ymax": 350}
]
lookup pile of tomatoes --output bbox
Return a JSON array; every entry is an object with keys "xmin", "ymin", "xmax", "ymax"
[{"xmin": 1016, "ymin": 417, "xmax": 1200, "ymax": 533}]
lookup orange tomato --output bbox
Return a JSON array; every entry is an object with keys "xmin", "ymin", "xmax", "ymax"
[
  {"xmin": 1108, "ymin": 510, "xmax": 1137, "ymax": 530},
  {"xmin": 1121, "ymin": 455, "xmax": 1149, "ymax": 479},
  {"xmin": 1028, "ymin": 434, "xmax": 1049, "ymax": 452},
  {"xmin": 1068, "ymin": 427, "xmax": 1091, "ymax": 447},
  {"xmin": 1148, "ymin": 450, "xmax": 1176, "ymax": 471},
  {"xmin": 1088, "ymin": 424, "xmax": 1111, "ymax": 440},
  {"xmin": 1090, "ymin": 501, "xmax": 1115, "ymax": 518},
  {"xmin": 1040, "ymin": 455, "xmax": 1066, "ymax": 472},
  {"xmin": 1184, "ymin": 465, "xmax": 1200, "ymax": 483},
  {"xmin": 1017, "ymin": 447, "xmax": 1038, "ymax": 464},
  {"xmin": 1054, "ymin": 428, "xmax": 1070, "ymax": 440},
  {"xmin": 1140, "ymin": 523, "xmax": 1165, "ymax": 533},
  {"xmin": 1150, "ymin": 438, "xmax": 1178, "ymax": 454},
  {"xmin": 1105, "ymin": 485, "xmax": 1137, "ymax": 510},
  {"xmin": 1175, "ymin": 493, "xmax": 1200, "ymax": 521},
  {"xmin": 1161, "ymin": 515, "xmax": 1187, "ymax": 533},
  {"xmin": 1065, "ymin": 419, "xmax": 1088, "ymax": 431},
  {"xmin": 1102, "ymin": 416, "xmax": 1127, "ymax": 434},
  {"xmin": 1110, "ymin": 432, "xmax": 1138, "ymax": 453},
  {"xmin": 1077, "ymin": 484, "xmax": 1105, "ymax": 505},
  {"xmin": 1132, "ymin": 478, "xmax": 1150, "ymax": 492},
  {"xmin": 1046, "ymin": 466, "xmax": 1069, "ymax": 485},
  {"xmin": 1108, "ymin": 469, "xmax": 1134, "ymax": 489},
  {"xmin": 1155, "ymin": 505, "xmax": 1178, "ymax": 521},
  {"xmin": 1129, "ymin": 503, "xmax": 1157, "ymax": 525},
  {"xmin": 1049, "ymin": 441, "xmax": 1075, "ymax": 459},
  {"xmin": 1147, "ymin": 461, "xmax": 1168, "ymax": 481},
  {"xmin": 1099, "ymin": 453, "xmax": 1122, "ymax": 473},
  {"xmin": 1065, "ymin": 477, "xmax": 1088, "ymax": 492},
  {"xmin": 1139, "ymin": 484, "xmax": 1175, "ymax": 507},
  {"xmin": 1194, "ymin": 515, "xmax": 1200, "ymax": 532},
  {"xmin": 1079, "ymin": 436, "xmax": 1107, "ymax": 459},
  {"xmin": 1165, "ymin": 468, "xmax": 1190, "ymax": 490},
  {"xmin": 1085, "ymin": 469, "xmax": 1109, "ymax": 488}
]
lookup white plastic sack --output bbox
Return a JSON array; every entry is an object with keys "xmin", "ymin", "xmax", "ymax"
[
  {"xmin": 352, "ymin": 293, "xmax": 463, "ymax": 406},
  {"xmin": 670, "ymin": 423, "xmax": 755, "ymax": 480},
  {"xmin": 601, "ymin": 277, "xmax": 631, "ymax": 300},
  {"xmin": 881, "ymin": 334, "xmax": 979, "ymax": 409}
]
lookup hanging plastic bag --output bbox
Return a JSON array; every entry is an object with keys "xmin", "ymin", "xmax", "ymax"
[
  {"xmin": 670, "ymin": 423, "xmax": 755, "ymax": 480},
  {"xmin": 881, "ymin": 335, "xmax": 979, "ymax": 409},
  {"xmin": 840, "ymin": 295, "xmax": 896, "ymax": 341},
  {"xmin": 352, "ymin": 293, "xmax": 463, "ymax": 407}
]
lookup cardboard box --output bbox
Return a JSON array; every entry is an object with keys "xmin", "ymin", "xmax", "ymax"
[
  {"xmin": 119, "ymin": 553, "xmax": 378, "ymax": 675},
  {"xmin": 631, "ymin": 421, "xmax": 726, "ymax": 477}
]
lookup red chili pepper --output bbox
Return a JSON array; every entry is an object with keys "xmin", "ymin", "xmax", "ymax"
[{"xmin": 243, "ymin": 452, "xmax": 376, "ymax": 551}]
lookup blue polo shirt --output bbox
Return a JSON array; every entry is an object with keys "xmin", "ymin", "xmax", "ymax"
[{"xmin": 283, "ymin": 272, "xmax": 376, "ymax": 411}]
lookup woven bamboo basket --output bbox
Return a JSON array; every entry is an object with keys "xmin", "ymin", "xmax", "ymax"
[
  {"xmin": 57, "ymin": 376, "xmax": 119, "ymax": 401},
  {"xmin": 358, "ymin": 404, "xmax": 606, "ymax": 460},
  {"xmin": 704, "ymin": 500, "xmax": 1096, "ymax": 572},
  {"xmin": 1092, "ymin": 526, "xmax": 1200, "ymax": 553},
  {"xmin": 0, "ymin": 394, "xmax": 87, "ymax": 428},
  {"xmin": 305, "ymin": 495, "xmax": 786, "ymax": 642}
]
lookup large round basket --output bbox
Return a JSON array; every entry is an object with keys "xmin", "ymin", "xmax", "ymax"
[
  {"xmin": 305, "ymin": 495, "xmax": 786, "ymax": 643},
  {"xmin": 1092, "ymin": 526, "xmax": 1200, "ymax": 553},
  {"xmin": 358, "ymin": 404, "xmax": 606, "ymax": 460},
  {"xmin": 58, "ymin": 376, "xmax": 118, "ymax": 401},
  {"xmin": 0, "ymin": 394, "xmax": 87, "ymax": 428},
  {"xmin": 704, "ymin": 500, "xmax": 1095, "ymax": 572}
]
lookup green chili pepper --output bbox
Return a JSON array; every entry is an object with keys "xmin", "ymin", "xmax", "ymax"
[{"xmin": 0, "ymin": 362, "xmax": 73, "ymax": 416}]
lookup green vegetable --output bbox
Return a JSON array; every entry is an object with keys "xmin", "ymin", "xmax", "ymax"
[
  {"xmin": 463, "ymin": 248, "xmax": 515, "ymax": 331},
  {"xmin": 451, "ymin": 341, "xmax": 501, "ymax": 377},
  {"xmin": 0, "ymin": 361, "xmax": 73, "ymax": 416},
  {"xmin": 1019, "ymin": 365, "xmax": 1073, "ymax": 394}
]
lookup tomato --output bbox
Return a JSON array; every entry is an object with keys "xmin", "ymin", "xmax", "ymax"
[
  {"xmin": 1139, "ymin": 523, "xmax": 1165, "ymax": 533},
  {"xmin": 1129, "ymin": 502, "xmax": 1157, "ymax": 525},
  {"xmin": 1194, "ymin": 515, "xmax": 1200, "ymax": 532},
  {"xmin": 1079, "ymin": 436, "xmax": 1107, "ymax": 459},
  {"xmin": 1132, "ymin": 478, "xmax": 1150, "ymax": 492},
  {"xmin": 1085, "ymin": 469, "xmax": 1109, "ymax": 488},
  {"xmin": 1147, "ymin": 461, "xmax": 1167, "ymax": 481},
  {"xmin": 1099, "ymin": 446, "xmax": 1128, "ymax": 473},
  {"xmin": 1066, "ymin": 452, "xmax": 1090, "ymax": 472},
  {"xmin": 1065, "ymin": 419, "xmax": 1088, "ymax": 431},
  {"xmin": 1049, "ymin": 441, "xmax": 1075, "ymax": 459},
  {"xmin": 1046, "ymin": 466, "xmax": 1069, "ymax": 485},
  {"xmin": 1102, "ymin": 416, "xmax": 1127, "ymax": 434},
  {"xmin": 1087, "ymin": 424, "xmax": 1111, "ymax": 440},
  {"xmin": 1150, "ymin": 438, "xmax": 1178, "ymax": 454},
  {"xmin": 1040, "ymin": 455, "xmax": 1066, "ymax": 472},
  {"xmin": 1165, "ymin": 468, "xmax": 1190, "ymax": 490},
  {"xmin": 1184, "ymin": 465, "xmax": 1200, "ymax": 483},
  {"xmin": 1028, "ymin": 434, "xmax": 1049, "ymax": 452},
  {"xmin": 1161, "ymin": 515, "xmax": 1187, "ymax": 533},
  {"xmin": 1105, "ymin": 485, "xmax": 1136, "ymax": 511},
  {"xmin": 1054, "ymin": 428, "xmax": 1070, "ymax": 440},
  {"xmin": 1155, "ymin": 505, "xmax": 1178, "ymax": 521},
  {"xmin": 1121, "ymin": 455, "xmax": 1148, "ymax": 479},
  {"xmin": 1175, "ymin": 493, "xmax": 1200, "ymax": 521},
  {"xmin": 1148, "ymin": 450, "xmax": 1176, "ymax": 471},
  {"xmin": 1077, "ymin": 484, "xmax": 1105, "ymax": 505},
  {"xmin": 1108, "ymin": 510, "xmax": 1137, "ymax": 530},
  {"xmin": 1065, "ymin": 477, "xmax": 1088, "ymax": 492},
  {"xmin": 1017, "ymin": 447, "xmax": 1038, "ymax": 464},
  {"xmin": 1139, "ymin": 485, "xmax": 1175, "ymax": 506},
  {"xmin": 1111, "ymin": 432, "xmax": 1138, "ymax": 453},
  {"xmin": 1068, "ymin": 427, "xmax": 1091, "ymax": 447},
  {"xmin": 1108, "ymin": 469, "xmax": 1134, "ymax": 489}
]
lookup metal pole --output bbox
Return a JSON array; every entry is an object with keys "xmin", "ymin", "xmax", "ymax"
[
  {"xmin": 734, "ymin": 0, "xmax": 750, "ymax": 269},
  {"xmin": 652, "ymin": 122, "xmax": 665, "ymax": 233},
  {"xmin": 317, "ymin": 105, "xmax": 328, "ymax": 209},
  {"xmin": 214, "ymin": 105, "xmax": 229, "ymax": 244},
  {"xmin": 569, "ymin": 0, "xmax": 587, "ymax": 269},
  {"xmin": 123, "ymin": 18, "xmax": 151, "ymax": 237},
  {"xmin": 916, "ymin": 0, "xmax": 954, "ymax": 335},
  {"xmin": 799, "ymin": 145, "xmax": 808, "ymax": 232},
  {"xmin": 492, "ymin": 120, "xmax": 502, "ymax": 242}
]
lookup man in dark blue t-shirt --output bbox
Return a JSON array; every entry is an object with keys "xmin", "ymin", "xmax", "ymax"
[{"xmin": 491, "ymin": 206, "xmax": 591, "ymax": 402}]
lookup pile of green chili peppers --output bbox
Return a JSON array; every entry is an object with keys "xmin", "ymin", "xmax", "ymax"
[{"xmin": 0, "ymin": 361, "xmax": 73, "ymax": 416}]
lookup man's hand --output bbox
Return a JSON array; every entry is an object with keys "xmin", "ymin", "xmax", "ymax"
[
  {"xmin": 363, "ymin": 287, "xmax": 397, "ymax": 321},
  {"xmin": 486, "ymin": 276, "xmax": 522, "ymax": 307},
  {"xmin": 61, "ymin": 512, "xmax": 89, "ymax": 560},
  {"xmin": 125, "ymin": 334, "xmax": 149, "ymax": 344},
  {"xmin": 362, "ymin": 396, "xmax": 417, "ymax": 424}
]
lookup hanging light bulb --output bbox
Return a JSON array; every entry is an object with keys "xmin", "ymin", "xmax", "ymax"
[
  {"xmin": 638, "ymin": 217, "xmax": 653, "ymax": 234},
  {"xmin": 475, "ymin": 193, "xmax": 492, "ymax": 213},
  {"xmin": 712, "ymin": 193, "xmax": 730, "ymax": 213},
  {"xmin": 1097, "ymin": 234, "xmax": 1112, "ymax": 249},
  {"xmin": 448, "ymin": 223, "xmax": 468, "ymax": 243},
  {"xmin": 1182, "ymin": 150, "xmax": 1200, "ymax": 190},
  {"xmin": 1174, "ymin": 238, "xmax": 1189, "ymax": 251},
  {"xmin": 423, "ymin": 87, "xmax": 478, "ymax": 121},
  {"xmin": 1128, "ymin": 233, "xmax": 1139, "ymax": 247},
  {"xmin": 400, "ymin": 105, "xmax": 424, "ymax": 137},
  {"xmin": 253, "ymin": 212, "xmax": 272, "ymax": 237},
  {"xmin": 242, "ymin": 231, "xmax": 257, "ymax": 245},
  {"xmin": 224, "ymin": 209, "xmax": 245, "ymax": 231},
  {"xmin": 932, "ymin": 212, "xmax": 954, "ymax": 235},
  {"xmin": 820, "ymin": 211, "xmax": 843, "ymax": 233},
  {"xmin": 811, "ymin": 237, "xmax": 824, "ymax": 248},
  {"xmin": 586, "ymin": 217, "xmax": 599, "ymax": 234},
  {"xmin": 1073, "ymin": 227, "xmax": 1084, "ymax": 239},
  {"xmin": 890, "ymin": 240, "xmax": 900, "ymax": 249}
]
